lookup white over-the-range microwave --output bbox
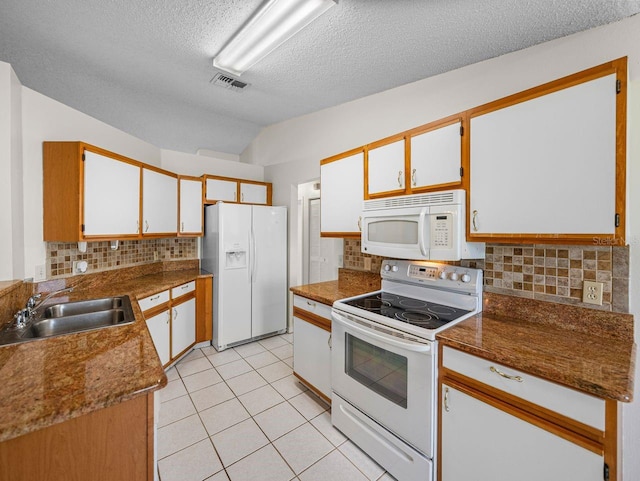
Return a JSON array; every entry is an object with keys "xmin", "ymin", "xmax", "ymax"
[{"xmin": 360, "ymin": 189, "xmax": 485, "ymax": 261}]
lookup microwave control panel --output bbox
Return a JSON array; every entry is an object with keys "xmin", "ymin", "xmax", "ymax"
[{"xmin": 430, "ymin": 213, "xmax": 453, "ymax": 248}]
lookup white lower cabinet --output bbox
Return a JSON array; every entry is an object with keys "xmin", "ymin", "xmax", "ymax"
[
  {"xmin": 292, "ymin": 294, "xmax": 332, "ymax": 401},
  {"xmin": 171, "ymin": 297, "xmax": 196, "ymax": 358},
  {"xmin": 293, "ymin": 317, "xmax": 331, "ymax": 400},
  {"xmin": 145, "ymin": 309, "xmax": 170, "ymax": 366},
  {"xmin": 440, "ymin": 347, "xmax": 607, "ymax": 481}
]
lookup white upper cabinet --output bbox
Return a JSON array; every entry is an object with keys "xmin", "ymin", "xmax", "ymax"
[
  {"xmin": 83, "ymin": 150, "xmax": 140, "ymax": 237},
  {"xmin": 205, "ymin": 178, "xmax": 237, "ymax": 202},
  {"xmin": 240, "ymin": 182, "xmax": 268, "ymax": 205},
  {"xmin": 409, "ymin": 120, "xmax": 462, "ymax": 190},
  {"xmin": 179, "ymin": 177, "xmax": 203, "ymax": 235},
  {"xmin": 469, "ymin": 63, "xmax": 623, "ymax": 242},
  {"xmin": 142, "ymin": 167, "xmax": 178, "ymax": 236},
  {"xmin": 320, "ymin": 150, "xmax": 365, "ymax": 236},
  {"xmin": 366, "ymin": 138, "xmax": 406, "ymax": 196}
]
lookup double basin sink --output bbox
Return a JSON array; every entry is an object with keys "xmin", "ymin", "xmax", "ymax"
[{"xmin": 0, "ymin": 296, "xmax": 135, "ymax": 346}]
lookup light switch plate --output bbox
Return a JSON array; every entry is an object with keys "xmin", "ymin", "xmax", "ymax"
[
  {"xmin": 364, "ymin": 257, "xmax": 372, "ymax": 271},
  {"xmin": 582, "ymin": 280, "xmax": 604, "ymax": 305}
]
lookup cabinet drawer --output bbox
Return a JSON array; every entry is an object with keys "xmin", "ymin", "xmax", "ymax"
[
  {"xmin": 442, "ymin": 346, "xmax": 605, "ymax": 430},
  {"xmin": 172, "ymin": 281, "xmax": 196, "ymax": 299},
  {"xmin": 138, "ymin": 290, "xmax": 170, "ymax": 312},
  {"xmin": 293, "ymin": 295, "xmax": 332, "ymax": 320}
]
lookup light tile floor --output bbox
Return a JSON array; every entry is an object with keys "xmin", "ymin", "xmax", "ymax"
[{"xmin": 157, "ymin": 333, "xmax": 396, "ymax": 481}]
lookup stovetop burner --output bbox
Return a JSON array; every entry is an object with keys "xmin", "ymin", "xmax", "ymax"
[{"xmin": 344, "ymin": 292, "xmax": 472, "ymax": 330}]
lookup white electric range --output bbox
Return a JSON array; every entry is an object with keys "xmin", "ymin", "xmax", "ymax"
[{"xmin": 331, "ymin": 259, "xmax": 483, "ymax": 481}]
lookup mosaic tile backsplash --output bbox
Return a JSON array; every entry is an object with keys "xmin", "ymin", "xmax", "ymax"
[
  {"xmin": 342, "ymin": 239, "xmax": 629, "ymax": 312},
  {"xmin": 47, "ymin": 238, "xmax": 198, "ymax": 278}
]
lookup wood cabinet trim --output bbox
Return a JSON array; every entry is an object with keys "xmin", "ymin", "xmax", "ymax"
[
  {"xmin": 196, "ymin": 277, "xmax": 213, "ymax": 342},
  {"xmin": 177, "ymin": 176, "xmax": 204, "ymax": 237},
  {"xmin": 293, "ymin": 372, "xmax": 331, "ymax": 404},
  {"xmin": 441, "ymin": 372, "xmax": 604, "ymax": 456},
  {"xmin": 320, "ymin": 232, "xmax": 361, "ymax": 239},
  {"xmin": 202, "ymin": 174, "xmax": 272, "ymax": 205},
  {"xmin": 466, "ymin": 57, "xmax": 627, "ymax": 244},
  {"xmin": 319, "ymin": 146, "xmax": 365, "ymax": 166},
  {"xmin": 293, "ymin": 306, "xmax": 331, "ymax": 332}
]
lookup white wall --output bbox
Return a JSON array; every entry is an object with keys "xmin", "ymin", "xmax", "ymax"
[
  {"xmin": 0, "ymin": 62, "xmax": 24, "ymax": 280},
  {"xmin": 253, "ymin": 15, "xmax": 640, "ymax": 480},
  {"xmin": 625, "ymin": 79, "xmax": 640, "ymax": 481},
  {"xmin": 20, "ymin": 87, "xmax": 162, "ymax": 280},
  {"xmin": 161, "ymin": 149, "xmax": 263, "ymax": 180}
]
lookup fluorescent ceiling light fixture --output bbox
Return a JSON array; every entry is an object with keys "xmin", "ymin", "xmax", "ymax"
[{"xmin": 213, "ymin": 0, "xmax": 336, "ymax": 76}]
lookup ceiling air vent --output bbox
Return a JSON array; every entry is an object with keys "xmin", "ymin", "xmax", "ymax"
[{"xmin": 210, "ymin": 71, "xmax": 249, "ymax": 92}]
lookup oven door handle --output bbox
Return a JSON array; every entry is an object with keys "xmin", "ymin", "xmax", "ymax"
[{"xmin": 332, "ymin": 311, "xmax": 432, "ymax": 353}]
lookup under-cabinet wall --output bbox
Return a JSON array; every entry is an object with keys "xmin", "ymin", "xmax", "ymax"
[{"xmin": 342, "ymin": 239, "xmax": 629, "ymax": 312}]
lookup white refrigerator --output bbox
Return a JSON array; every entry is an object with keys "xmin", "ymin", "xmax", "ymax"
[{"xmin": 202, "ymin": 203, "xmax": 288, "ymax": 351}]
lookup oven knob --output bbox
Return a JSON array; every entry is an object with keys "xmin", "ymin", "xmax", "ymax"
[
  {"xmin": 384, "ymin": 264, "xmax": 391, "ymax": 272},
  {"xmin": 391, "ymin": 265, "xmax": 399, "ymax": 272},
  {"xmin": 461, "ymin": 274, "xmax": 471, "ymax": 283},
  {"xmin": 439, "ymin": 271, "xmax": 447, "ymax": 280},
  {"xmin": 449, "ymin": 272, "xmax": 460, "ymax": 281}
]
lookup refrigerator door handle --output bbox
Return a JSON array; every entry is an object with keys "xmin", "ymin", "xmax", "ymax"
[{"xmin": 251, "ymin": 226, "xmax": 257, "ymax": 283}]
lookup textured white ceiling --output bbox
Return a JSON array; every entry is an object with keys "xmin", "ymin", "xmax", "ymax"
[{"xmin": 1, "ymin": 0, "xmax": 639, "ymax": 157}]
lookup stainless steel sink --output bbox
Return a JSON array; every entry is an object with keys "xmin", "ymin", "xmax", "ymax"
[
  {"xmin": 40, "ymin": 297, "xmax": 127, "ymax": 319},
  {"xmin": 0, "ymin": 295, "xmax": 135, "ymax": 346}
]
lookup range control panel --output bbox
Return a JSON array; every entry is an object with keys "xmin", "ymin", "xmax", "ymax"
[{"xmin": 381, "ymin": 259, "xmax": 483, "ymax": 295}]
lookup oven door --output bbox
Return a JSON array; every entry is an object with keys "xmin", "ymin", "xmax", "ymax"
[
  {"xmin": 331, "ymin": 308, "xmax": 435, "ymax": 456},
  {"xmin": 361, "ymin": 207, "xmax": 430, "ymax": 260}
]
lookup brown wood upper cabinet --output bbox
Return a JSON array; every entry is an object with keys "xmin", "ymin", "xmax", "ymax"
[
  {"xmin": 43, "ymin": 142, "xmax": 182, "ymax": 242},
  {"xmin": 365, "ymin": 116, "xmax": 464, "ymax": 199},
  {"xmin": 467, "ymin": 58, "xmax": 626, "ymax": 245},
  {"xmin": 202, "ymin": 174, "xmax": 272, "ymax": 205}
]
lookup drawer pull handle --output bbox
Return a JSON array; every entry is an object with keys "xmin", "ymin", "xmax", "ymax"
[
  {"xmin": 444, "ymin": 387, "xmax": 450, "ymax": 412},
  {"xmin": 472, "ymin": 210, "xmax": 479, "ymax": 232},
  {"xmin": 306, "ymin": 300, "xmax": 316, "ymax": 308},
  {"xmin": 490, "ymin": 366, "xmax": 523, "ymax": 382},
  {"xmin": 182, "ymin": 284, "xmax": 189, "ymax": 290},
  {"xmin": 150, "ymin": 295, "xmax": 160, "ymax": 301}
]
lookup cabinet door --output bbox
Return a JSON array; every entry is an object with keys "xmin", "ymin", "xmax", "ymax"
[
  {"xmin": 469, "ymin": 72, "xmax": 618, "ymax": 239},
  {"xmin": 145, "ymin": 310, "xmax": 171, "ymax": 366},
  {"xmin": 142, "ymin": 168, "xmax": 178, "ymax": 235},
  {"xmin": 206, "ymin": 178, "xmax": 238, "ymax": 202},
  {"xmin": 83, "ymin": 150, "xmax": 140, "ymax": 237},
  {"xmin": 171, "ymin": 297, "xmax": 196, "ymax": 358},
  {"xmin": 367, "ymin": 138, "xmax": 406, "ymax": 196},
  {"xmin": 410, "ymin": 121, "xmax": 461, "ymax": 190},
  {"xmin": 320, "ymin": 151, "xmax": 364, "ymax": 236},
  {"xmin": 179, "ymin": 178, "xmax": 203, "ymax": 235},
  {"xmin": 440, "ymin": 384, "xmax": 603, "ymax": 481},
  {"xmin": 240, "ymin": 182, "xmax": 268, "ymax": 205},
  {"xmin": 293, "ymin": 316, "xmax": 331, "ymax": 399}
]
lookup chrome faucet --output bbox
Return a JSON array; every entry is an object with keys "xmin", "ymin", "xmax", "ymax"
[{"xmin": 12, "ymin": 287, "xmax": 75, "ymax": 329}]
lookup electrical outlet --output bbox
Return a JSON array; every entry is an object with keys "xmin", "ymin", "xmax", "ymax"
[
  {"xmin": 34, "ymin": 264, "xmax": 46, "ymax": 282},
  {"xmin": 582, "ymin": 280, "xmax": 604, "ymax": 306},
  {"xmin": 153, "ymin": 251, "xmax": 159, "ymax": 261},
  {"xmin": 364, "ymin": 257, "xmax": 372, "ymax": 271}
]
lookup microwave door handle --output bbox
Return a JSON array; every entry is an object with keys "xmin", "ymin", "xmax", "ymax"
[{"xmin": 418, "ymin": 209, "xmax": 429, "ymax": 257}]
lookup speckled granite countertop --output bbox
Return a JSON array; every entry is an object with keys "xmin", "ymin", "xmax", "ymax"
[
  {"xmin": 437, "ymin": 292, "xmax": 635, "ymax": 402},
  {"xmin": 290, "ymin": 269, "xmax": 381, "ymax": 306},
  {"xmin": 0, "ymin": 263, "xmax": 211, "ymax": 443}
]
